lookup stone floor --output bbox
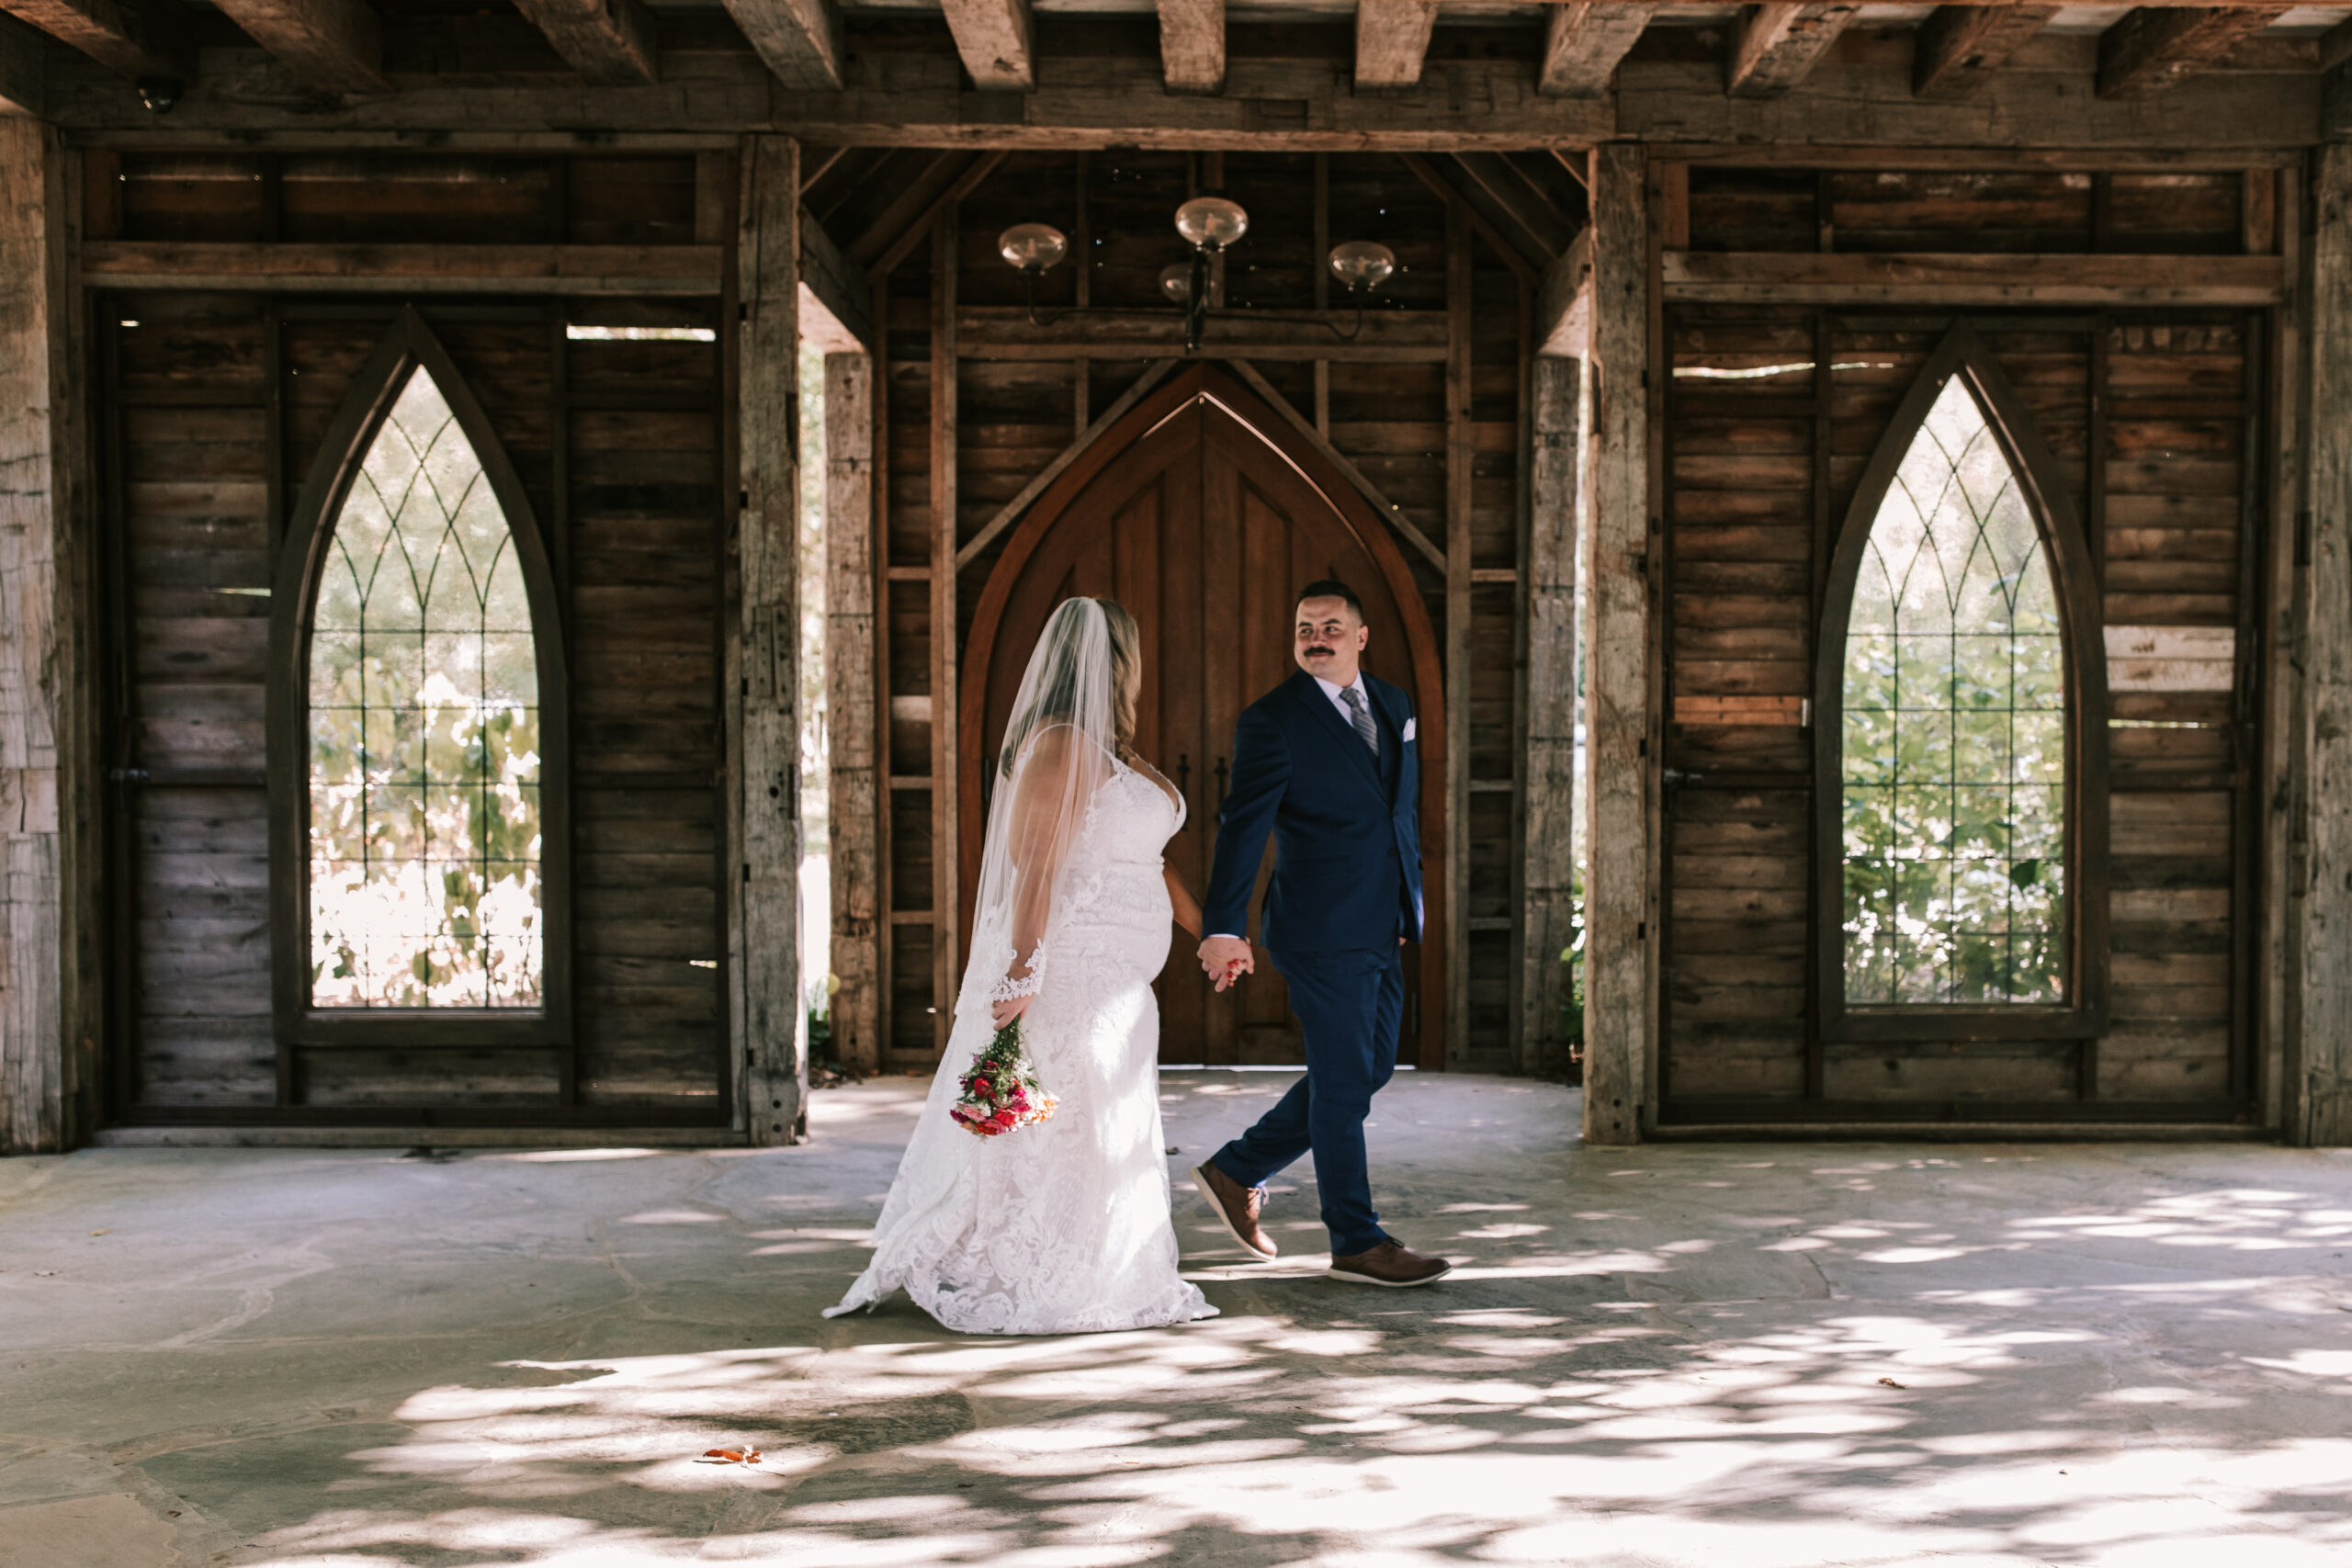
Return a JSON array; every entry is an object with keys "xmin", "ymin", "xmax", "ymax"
[{"xmin": 4, "ymin": 1071, "xmax": 2352, "ymax": 1567}]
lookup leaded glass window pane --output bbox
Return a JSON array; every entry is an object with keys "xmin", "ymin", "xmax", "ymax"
[
  {"xmin": 309, "ymin": 368, "xmax": 542, "ymax": 1008},
  {"xmin": 1842, "ymin": 377, "xmax": 2064, "ymax": 1006}
]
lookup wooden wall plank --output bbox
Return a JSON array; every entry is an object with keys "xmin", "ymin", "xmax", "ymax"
[
  {"xmin": 1523, "ymin": 355, "xmax": 1579, "ymax": 1076},
  {"xmin": 1581, "ymin": 142, "xmax": 1651, "ymax": 1145},
  {"xmin": 929, "ymin": 211, "xmax": 961, "ymax": 1058},
  {"xmin": 81, "ymin": 242, "xmax": 725, "ymax": 295},
  {"xmin": 2301, "ymin": 143, "xmax": 2352, "ymax": 1145},
  {"xmin": 1444, "ymin": 198, "xmax": 1472, "ymax": 1067},
  {"xmin": 0, "ymin": 121, "xmax": 97, "ymax": 1154},
  {"xmin": 825, "ymin": 349, "xmax": 880, "ymax": 1073},
  {"xmin": 738, "ymin": 134, "xmax": 806, "ymax": 1144}
]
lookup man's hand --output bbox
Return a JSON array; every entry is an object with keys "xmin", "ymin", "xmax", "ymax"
[{"xmin": 1199, "ymin": 935, "xmax": 1253, "ymax": 992}]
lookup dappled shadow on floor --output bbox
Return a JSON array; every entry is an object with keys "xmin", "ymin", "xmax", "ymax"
[{"xmin": 222, "ymin": 1092, "xmax": 2352, "ymax": 1566}]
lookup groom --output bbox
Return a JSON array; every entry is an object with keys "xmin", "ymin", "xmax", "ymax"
[{"xmin": 1190, "ymin": 581, "xmax": 1451, "ymax": 1288}]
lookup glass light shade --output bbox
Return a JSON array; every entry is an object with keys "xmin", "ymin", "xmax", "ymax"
[
  {"xmin": 998, "ymin": 222, "xmax": 1069, "ymax": 273},
  {"xmin": 1175, "ymin": 195, "xmax": 1249, "ymax": 251},
  {"xmin": 1329, "ymin": 240, "xmax": 1397, "ymax": 294},
  {"xmin": 1159, "ymin": 262, "xmax": 1193, "ymax": 303}
]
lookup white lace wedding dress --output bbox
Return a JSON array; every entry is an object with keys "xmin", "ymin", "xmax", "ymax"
[{"xmin": 825, "ymin": 760, "xmax": 1217, "ymax": 1335}]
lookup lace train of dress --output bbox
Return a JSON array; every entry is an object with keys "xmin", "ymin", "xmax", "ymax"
[{"xmin": 825, "ymin": 762, "xmax": 1217, "ymax": 1335}]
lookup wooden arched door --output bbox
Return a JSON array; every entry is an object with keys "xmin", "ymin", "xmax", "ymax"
[{"xmin": 961, "ymin": 365, "xmax": 1447, "ymax": 1066}]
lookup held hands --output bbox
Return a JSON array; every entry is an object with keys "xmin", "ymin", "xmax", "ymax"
[{"xmin": 1198, "ymin": 935, "xmax": 1254, "ymax": 992}]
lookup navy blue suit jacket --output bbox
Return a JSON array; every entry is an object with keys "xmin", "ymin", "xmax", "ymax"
[{"xmin": 1203, "ymin": 668, "xmax": 1423, "ymax": 953}]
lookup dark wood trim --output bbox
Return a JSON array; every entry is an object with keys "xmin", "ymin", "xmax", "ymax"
[
  {"xmin": 1663, "ymin": 251, "xmax": 2289, "ymax": 306},
  {"xmin": 119, "ymin": 1102, "xmax": 731, "ymax": 1128},
  {"xmin": 266, "ymin": 307, "xmax": 575, "ymax": 1062},
  {"xmin": 78, "ymin": 242, "xmax": 725, "ymax": 295},
  {"xmin": 1810, "ymin": 320, "xmax": 2111, "ymax": 1050}
]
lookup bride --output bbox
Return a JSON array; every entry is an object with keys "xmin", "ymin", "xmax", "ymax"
[{"xmin": 826, "ymin": 597, "xmax": 1218, "ymax": 1335}]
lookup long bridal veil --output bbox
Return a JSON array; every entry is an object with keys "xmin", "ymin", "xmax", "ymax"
[{"xmin": 959, "ymin": 596, "xmax": 1123, "ymax": 1020}]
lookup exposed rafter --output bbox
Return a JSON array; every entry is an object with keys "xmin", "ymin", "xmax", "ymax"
[
  {"xmin": 942, "ymin": 0, "xmax": 1035, "ymax": 92},
  {"xmin": 722, "ymin": 0, "xmax": 844, "ymax": 90},
  {"xmin": 511, "ymin": 0, "xmax": 658, "ymax": 86},
  {"xmin": 209, "ymin": 0, "xmax": 384, "ymax": 93},
  {"xmin": 0, "ymin": 0, "xmax": 187, "ymax": 81},
  {"xmin": 1728, "ymin": 2, "xmax": 1861, "ymax": 99},
  {"xmin": 1156, "ymin": 0, "xmax": 1224, "ymax": 95},
  {"xmin": 1355, "ymin": 0, "xmax": 1438, "ymax": 90},
  {"xmin": 1913, "ymin": 5, "xmax": 2057, "ymax": 101},
  {"xmin": 1538, "ymin": 2, "xmax": 1656, "ymax": 99},
  {"xmin": 1453, "ymin": 151, "xmax": 1580, "ymax": 258},
  {"xmin": 0, "ymin": 10, "xmax": 41, "ymax": 114},
  {"xmin": 2097, "ymin": 6, "xmax": 2272, "ymax": 99}
]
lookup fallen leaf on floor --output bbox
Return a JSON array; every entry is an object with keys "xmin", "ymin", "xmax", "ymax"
[
  {"xmin": 1165, "ymin": 1147, "xmax": 1180, "ymax": 1155},
  {"xmin": 1877, "ymin": 1377, "xmax": 1906, "ymax": 1389},
  {"xmin": 32, "ymin": 1270, "xmax": 55, "ymax": 1278},
  {"xmin": 697, "ymin": 1448, "xmax": 763, "ymax": 1465},
  {"xmin": 89, "ymin": 1229, "xmax": 110, "ymax": 1236}
]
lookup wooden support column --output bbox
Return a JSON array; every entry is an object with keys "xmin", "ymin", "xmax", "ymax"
[
  {"xmin": 930, "ymin": 212, "xmax": 962, "ymax": 1056},
  {"xmin": 825, "ymin": 350, "xmax": 879, "ymax": 1075},
  {"xmin": 1580, "ymin": 143, "xmax": 1651, "ymax": 1146},
  {"xmin": 738, "ymin": 134, "xmax": 806, "ymax": 1145},
  {"xmin": 1523, "ymin": 355, "xmax": 1579, "ymax": 1077},
  {"xmin": 1444, "ymin": 197, "xmax": 1472, "ymax": 1067},
  {"xmin": 2300, "ymin": 143, "xmax": 2352, "ymax": 1145},
  {"xmin": 0, "ymin": 121, "xmax": 98, "ymax": 1155},
  {"xmin": 2259, "ymin": 163, "xmax": 2300, "ymax": 1135}
]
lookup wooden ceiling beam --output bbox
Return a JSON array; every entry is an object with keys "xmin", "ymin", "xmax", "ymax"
[
  {"xmin": 1157, "ymin": 0, "xmax": 1224, "ymax": 95},
  {"xmin": 0, "ymin": 0, "xmax": 187, "ymax": 81},
  {"xmin": 1913, "ymin": 6, "xmax": 2057, "ymax": 101},
  {"xmin": 1453, "ymin": 151, "xmax": 1579, "ymax": 258},
  {"xmin": 845, "ymin": 150, "xmax": 964, "ymax": 267},
  {"xmin": 860, "ymin": 151, "xmax": 1008, "ymax": 277},
  {"xmin": 1355, "ymin": 0, "xmax": 1438, "ymax": 90},
  {"xmin": 942, "ymin": 0, "xmax": 1035, "ymax": 92},
  {"xmin": 1727, "ymin": 2, "xmax": 1861, "ymax": 98},
  {"xmin": 722, "ymin": 0, "xmax": 844, "ymax": 90},
  {"xmin": 2097, "ymin": 6, "xmax": 2273, "ymax": 99},
  {"xmin": 510, "ymin": 0, "xmax": 658, "ymax": 86},
  {"xmin": 209, "ymin": 0, "xmax": 384, "ymax": 93},
  {"xmin": 1538, "ymin": 2, "xmax": 1656, "ymax": 98},
  {"xmin": 0, "ymin": 11, "xmax": 43, "ymax": 114}
]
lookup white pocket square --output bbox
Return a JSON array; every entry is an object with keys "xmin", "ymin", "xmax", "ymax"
[{"xmin": 1401, "ymin": 718, "xmax": 1417, "ymax": 743}]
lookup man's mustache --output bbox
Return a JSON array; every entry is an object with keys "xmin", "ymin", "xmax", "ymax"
[{"xmin": 1304, "ymin": 647, "xmax": 1334, "ymax": 657}]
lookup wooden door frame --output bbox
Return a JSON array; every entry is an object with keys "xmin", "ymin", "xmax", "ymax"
[{"xmin": 958, "ymin": 361, "xmax": 1452, "ymax": 1066}]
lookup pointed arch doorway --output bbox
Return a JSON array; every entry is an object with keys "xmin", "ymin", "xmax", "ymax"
[{"xmin": 961, "ymin": 364, "xmax": 1448, "ymax": 1067}]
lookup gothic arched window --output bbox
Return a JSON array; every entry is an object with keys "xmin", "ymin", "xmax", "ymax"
[
  {"xmin": 271, "ymin": 310, "xmax": 570, "ymax": 1047},
  {"xmin": 1815, "ymin": 324, "xmax": 2106, "ymax": 1042}
]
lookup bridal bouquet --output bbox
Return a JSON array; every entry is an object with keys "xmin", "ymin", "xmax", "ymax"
[{"xmin": 951, "ymin": 1019, "xmax": 1058, "ymax": 1137}]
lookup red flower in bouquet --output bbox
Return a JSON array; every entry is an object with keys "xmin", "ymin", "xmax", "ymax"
[{"xmin": 950, "ymin": 1018, "xmax": 1058, "ymax": 1138}]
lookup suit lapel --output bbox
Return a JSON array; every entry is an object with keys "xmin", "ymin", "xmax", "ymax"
[{"xmin": 1290, "ymin": 671, "xmax": 1384, "ymax": 799}]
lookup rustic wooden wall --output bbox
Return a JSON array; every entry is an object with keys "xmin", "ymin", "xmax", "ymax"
[
  {"xmin": 846, "ymin": 148, "xmax": 1536, "ymax": 1072},
  {"xmin": 1654, "ymin": 160, "xmax": 2276, "ymax": 1125},
  {"xmin": 93, "ymin": 152, "xmax": 734, "ymax": 1124}
]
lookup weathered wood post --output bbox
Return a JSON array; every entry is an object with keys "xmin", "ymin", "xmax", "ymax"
[
  {"xmin": 738, "ymin": 134, "xmax": 807, "ymax": 1144},
  {"xmin": 2300, "ymin": 143, "xmax": 2352, "ymax": 1144},
  {"xmin": 1522, "ymin": 355, "xmax": 1581, "ymax": 1078},
  {"xmin": 0, "ymin": 120, "xmax": 99, "ymax": 1155},
  {"xmin": 824, "ymin": 350, "xmax": 881, "ymax": 1075},
  {"xmin": 1579, "ymin": 142, "xmax": 1653, "ymax": 1145}
]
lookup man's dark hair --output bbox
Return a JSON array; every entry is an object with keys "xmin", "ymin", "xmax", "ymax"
[{"xmin": 1295, "ymin": 579, "xmax": 1364, "ymax": 621}]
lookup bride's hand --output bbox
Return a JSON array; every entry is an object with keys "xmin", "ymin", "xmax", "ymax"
[{"xmin": 990, "ymin": 992, "xmax": 1035, "ymax": 1030}]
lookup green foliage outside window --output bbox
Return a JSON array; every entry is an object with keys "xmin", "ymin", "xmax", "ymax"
[
  {"xmin": 1842, "ymin": 377, "xmax": 2065, "ymax": 1006},
  {"xmin": 308, "ymin": 369, "xmax": 543, "ymax": 1008}
]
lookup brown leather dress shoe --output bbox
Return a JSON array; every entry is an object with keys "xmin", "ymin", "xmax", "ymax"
[
  {"xmin": 1192, "ymin": 1162, "xmax": 1276, "ymax": 1261},
  {"xmin": 1328, "ymin": 1240, "xmax": 1453, "ymax": 1287}
]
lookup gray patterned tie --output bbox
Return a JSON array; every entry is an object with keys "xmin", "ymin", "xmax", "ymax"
[{"xmin": 1341, "ymin": 685, "xmax": 1379, "ymax": 756}]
